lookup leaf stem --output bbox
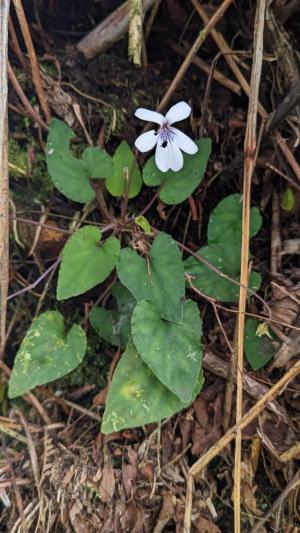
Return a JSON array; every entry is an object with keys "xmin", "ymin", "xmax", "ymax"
[{"xmin": 89, "ymin": 179, "xmax": 114, "ymax": 223}]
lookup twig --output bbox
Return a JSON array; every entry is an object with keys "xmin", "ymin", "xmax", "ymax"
[
  {"xmin": 77, "ymin": 0, "xmax": 154, "ymax": 59},
  {"xmin": 192, "ymin": 1, "xmax": 300, "ymax": 182},
  {"xmin": 250, "ymin": 470, "xmax": 300, "ymax": 533},
  {"xmin": 156, "ymin": 0, "xmax": 235, "ymax": 113},
  {"xmin": 7, "ymin": 62, "xmax": 49, "ymax": 130},
  {"xmin": 0, "ymin": 0, "xmax": 10, "ymax": 361},
  {"xmin": 266, "ymin": 80, "xmax": 300, "ymax": 132},
  {"xmin": 12, "ymin": 0, "xmax": 51, "ymax": 123},
  {"xmin": 186, "ymin": 275, "xmax": 300, "ymax": 333},
  {"xmin": 7, "ymin": 259, "xmax": 61, "ymax": 302},
  {"xmin": 203, "ymin": 352, "xmax": 290, "ymax": 423},
  {"xmin": 171, "ymin": 41, "xmax": 241, "ymax": 95},
  {"xmin": 144, "ymin": 0, "xmax": 162, "ymax": 42},
  {"xmin": 89, "ymin": 179, "xmax": 114, "ymax": 223},
  {"xmin": 234, "ymin": 4, "xmax": 266, "ymax": 531},
  {"xmin": 183, "ymin": 357, "xmax": 300, "ymax": 531},
  {"xmin": 8, "ymin": 16, "xmax": 28, "ymax": 72}
]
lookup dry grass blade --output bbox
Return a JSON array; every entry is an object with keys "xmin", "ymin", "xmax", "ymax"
[
  {"xmin": 0, "ymin": 0, "xmax": 9, "ymax": 361},
  {"xmin": 234, "ymin": 2, "xmax": 266, "ymax": 531}
]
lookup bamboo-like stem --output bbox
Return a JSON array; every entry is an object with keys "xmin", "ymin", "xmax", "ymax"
[
  {"xmin": 234, "ymin": 2, "xmax": 266, "ymax": 530},
  {"xmin": 0, "ymin": 0, "xmax": 10, "ymax": 360},
  {"xmin": 128, "ymin": 0, "xmax": 144, "ymax": 66}
]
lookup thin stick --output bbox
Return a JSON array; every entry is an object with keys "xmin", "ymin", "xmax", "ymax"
[
  {"xmin": 0, "ymin": 0, "xmax": 10, "ymax": 361},
  {"xmin": 171, "ymin": 41, "xmax": 241, "ymax": 95},
  {"xmin": 7, "ymin": 62, "xmax": 49, "ymax": 130},
  {"xmin": 156, "ymin": 0, "xmax": 235, "ymax": 112},
  {"xmin": 183, "ymin": 357, "xmax": 300, "ymax": 531},
  {"xmin": 250, "ymin": 470, "xmax": 300, "ymax": 533},
  {"xmin": 234, "ymin": 3, "xmax": 266, "ymax": 530},
  {"xmin": 12, "ymin": 0, "xmax": 51, "ymax": 123}
]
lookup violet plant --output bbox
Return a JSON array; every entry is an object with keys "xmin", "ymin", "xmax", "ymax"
[{"xmin": 8, "ymin": 103, "xmax": 280, "ymax": 433}]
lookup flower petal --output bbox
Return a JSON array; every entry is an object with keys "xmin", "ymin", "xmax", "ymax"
[
  {"xmin": 155, "ymin": 139, "xmax": 183, "ymax": 173},
  {"xmin": 171, "ymin": 127, "xmax": 198, "ymax": 154},
  {"xmin": 135, "ymin": 108, "xmax": 164, "ymax": 125},
  {"xmin": 165, "ymin": 101, "xmax": 191, "ymax": 125},
  {"xmin": 135, "ymin": 130, "xmax": 158, "ymax": 152}
]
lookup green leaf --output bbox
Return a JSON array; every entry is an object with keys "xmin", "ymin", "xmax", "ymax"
[
  {"xmin": 90, "ymin": 283, "xmax": 136, "ymax": 347},
  {"xmin": 245, "ymin": 319, "xmax": 280, "ymax": 370},
  {"xmin": 46, "ymin": 119, "xmax": 113, "ymax": 203},
  {"xmin": 101, "ymin": 340, "xmax": 204, "ymax": 433},
  {"xmin": 112, "ymin": 282, "xmax": 136, "ymax": 346},
  {"xmin": 117, "ymin": 233, "xmax": 185, "ymax": 322},
  {"xmin": 143, "ymin": 139, "xmax": 211, "ymax": 205},
  {"xmin": 105, "ymin": 141, "xmax": 142, "ymax": 198},
  {"xmin": 90, "ymin": 308, "xmax": 119, "ymax": 345},
  {"xmin": 184, "ymin": 244, "xmax": 261, "ymax": 301},
  {"xmin": 207, "ymin": 194, "xmax": 262, "ymax": 245},
  {"xmin": 8, "ymin": 311, "xmax": 87, "ymax": 398},
  {"xmin": 57, "ymin": 226, "xmax": 120, "ymax": 300},
  {"xmin": 281, "ymin": 188, "xmax": 295, "ymax": 212},
  {"xmin": 81, "ymin": 146, "xmax": 113, "ymax": 178},
  {"xmin": 46, "ymin": 119, "xmax": 93, "ymax": 203},
  {"xmin": 131, "ymin": 299, "xmax": 202, "ymax": 402},
  {"xmin": 183, "ymin": 194, "xmax": 262, "ymax": 301},
  {"xmin": 135, "ymin": 215, "xmax": 153, "ymax": 235}
]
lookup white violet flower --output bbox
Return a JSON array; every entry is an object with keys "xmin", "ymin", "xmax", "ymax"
[{"xmin": 134, "ymin": 101, "xmax": 198, "ymax": 173}]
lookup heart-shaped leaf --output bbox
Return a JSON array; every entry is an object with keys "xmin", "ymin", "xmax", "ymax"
[
  {"xmin": 143, "ymin": 138, "xmax": 211, "ymax": 205},
  {"xmin": 105, "ymin": 141, "xmax": 142, "ymax": 198},
  {"xmin": 46, "ymin": 119, "xmax": 112, "ymax": 203},
  {"xmin": 90, "ymin": 283, "xmax": 135, "ymax": 347},
  {"xmin": 184, "ymin": 244, "xmax": 261, "ymax": 301},
  {"xmin": 117, "ymin": 233, "xmax": 185, "ymax": 322},
  {"xmin": 8, "ymin": 311, "xmax": 87, "ymax": 398},
  {"xmin": 131, "ymin": 299, "xmax": 202, "ymax": 402},
  {"xmin": 184, "ymin": 194, "xmax": 262, "ymax": 301},
  {"xmin": 81, "ymin": 146, "xmax": 113, "ymax": 178},
  {"xmin": 57, "ymin": 226, "xmax": 120, "ymax": 300},
  {"xmin": 245, "ymin": 319, "xmax": 280, "ymax": 370},
  {"xmin": 207, "ymin": 194, "xmax": 262, "ymax": 245},
  {"xmin": 101, "ymin": 340, "xmax": 204, "ymax": 433}
]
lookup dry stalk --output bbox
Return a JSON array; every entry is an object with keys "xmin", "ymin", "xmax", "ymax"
[
  {"xmin": 234, "ymin": 3, "xmax": 266, "ymax": 530},
  {"xmin": 12, "ymin": 0, "xmax": 51, "ymax": 123},
  {"xmin": 0, "ymin": 0, "xmax": 10, "ymax": 361}
]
